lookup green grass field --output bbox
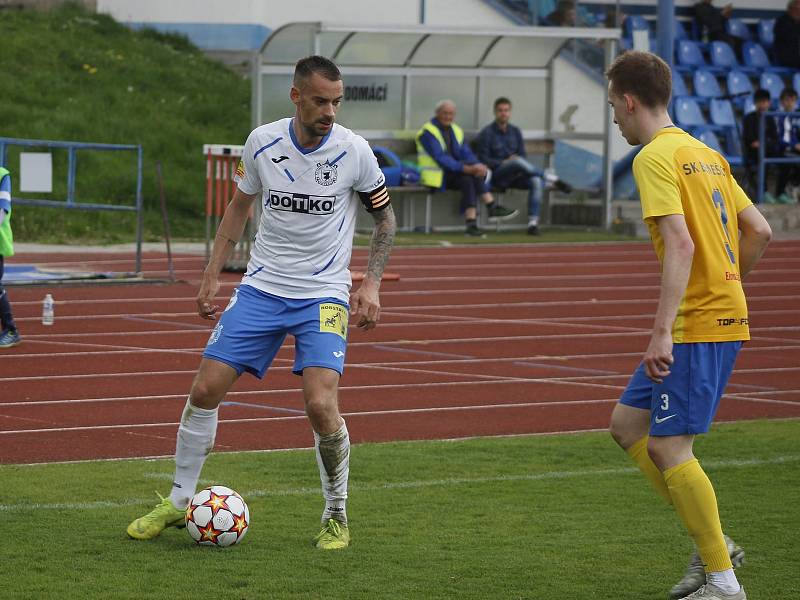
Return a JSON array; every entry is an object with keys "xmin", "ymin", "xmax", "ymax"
[{"xmin": 2, "ymin": 419, "xmax": 797, "ymax": 599}]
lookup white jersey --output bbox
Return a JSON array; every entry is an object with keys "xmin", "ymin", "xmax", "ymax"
[{"xmin": 234, "ymin": 118, "xmax": 387, "ymax": 303}]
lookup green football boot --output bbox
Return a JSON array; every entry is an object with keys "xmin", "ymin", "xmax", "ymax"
[
  {"xmin": 126, "ymin": 493, "xmax": 186, "ymax": 540},
  {"xmin": 313, "ymin": 518, "xmax": 350, "ymax": 550}
]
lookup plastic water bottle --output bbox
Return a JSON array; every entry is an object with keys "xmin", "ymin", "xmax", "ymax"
[{"xmin": 42, "ymin": 293, "xmax": 54, "ymax": 326}]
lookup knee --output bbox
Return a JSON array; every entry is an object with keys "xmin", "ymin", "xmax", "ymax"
[
  {"xmin": 189, "ymin": 377, "xmax": 222, "ymax": 410},
  {"xmin": 608, "ymin": 416, "xmax": 640, "ymax": 450},
  {"xmin": 646, "ymin": 438, "xmax": 670, "ymax": 471},
  {"xmin": 305, "ymin": 394, "xmax": 339, "ymax": 429}
]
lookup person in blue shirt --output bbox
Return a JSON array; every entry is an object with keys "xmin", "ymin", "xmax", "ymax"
[
  {"xmin": 416, "ymin": 100, "xmax": 518, "ymax": 236},
  {"xmin": 476, "ymin": 97, "xmax": 572, "ymax": 235},
  {"xmin": 0, "ymin": 167, "xmax": 20, "ymax": 348}
]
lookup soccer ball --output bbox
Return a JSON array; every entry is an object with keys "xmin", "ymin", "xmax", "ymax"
[{"xmin": 185, "ymin": 485, "xmax": 250, "ymax": 547}]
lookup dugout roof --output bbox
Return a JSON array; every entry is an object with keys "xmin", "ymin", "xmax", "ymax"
[{"xmin": 253, "ymin": 22, "xmax": 621, "ymax": 225}]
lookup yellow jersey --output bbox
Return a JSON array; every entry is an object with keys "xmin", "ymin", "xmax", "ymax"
[{"xmin": 632, "ymin": 127, "xmax": 752, "ymax": 343}]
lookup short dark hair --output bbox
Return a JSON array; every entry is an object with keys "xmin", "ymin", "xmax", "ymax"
[
  {"xmin": 753, "ymin": 88, "xmax": 771, "ymax": 102},
  {"xmin": 494, "ymin": 97, "xmax": 512, "ymax": 109},
  {"xmin": 606, "ymin": 51, "xmax": 671, "ymax": 109},
  {"xmin": 293, "ymin": 55, "xmax": 341, "ymax": 87},
  {"xmin": 780, "ymin": 87, "xmax": 798, "ymax": 100}
]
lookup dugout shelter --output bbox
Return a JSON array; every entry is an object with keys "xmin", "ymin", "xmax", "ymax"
[{"xmin": 251, "ymin": 22, "xmax": 622, "ymax": 230}]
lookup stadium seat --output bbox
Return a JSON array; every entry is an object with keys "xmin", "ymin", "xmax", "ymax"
[
  {"xmin": 758, "ymin": 19, "xmax": 775, "ymax": 49},
  {"xmin": 726, "ymin": 18, "xmax": 753, "ymax": 42},
  {"xmin": 674, "ymin": 19, "xmax": 689, "ymax": 40},
  {"xmin": 742, "ymin": 93, "xmax": 756, "ymax": 115},
  {"xmin": 710, "ymin": 98, "xmax": 737, "ymax": 128},
  {"xmin": 760, "ymin": 72, "xmax": 786, "ymax": 104},
  {"xmin": 710, "ymin": 40, "xmax": 756, "ymax": 74},
  {"xmin": 793, "ymin": 72, "xmax": 800, "ymax": 95},
  {"xmin": 676, "ymin": 40, "xmax": 719, "ymax": 73},
  {"xmin": 693, "ymin": 69, "xmax": 724, "ymax": 100},
  {"xmin": 743, "ymin": 41, "xmax": 794, "ymax": 74},
  {"xmin": 672, "ymin": 71, "xmax": 690, "ymax": 97},
  {"xmin": 674, "ymin": 97, "xmax": 707, "ymax": 128},
  {"xmin": 624, "ymin": 15, "xmax": 651, "ymax": 38},
  {"xmin": 692, "ymin": 127, "xmax": 724, "ymax": 153},
  {"xmin": 727, "ymin": 70, "xmax": 755, "ymax": 107}
]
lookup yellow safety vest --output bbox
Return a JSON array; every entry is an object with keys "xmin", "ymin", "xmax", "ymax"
[{"xmin": 415, "ymin": 121, "xmax": 465, "ymax": 189}]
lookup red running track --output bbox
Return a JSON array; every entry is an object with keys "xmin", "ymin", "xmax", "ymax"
[{"xmin": 1, "ymin": 241, "xmax": 799, "ymax": 463}]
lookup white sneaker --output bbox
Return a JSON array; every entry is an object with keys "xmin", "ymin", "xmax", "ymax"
[
  {"xmin": 678, "ymin": 583, "xmax": 746, "ymax": 599},
  {"xmin": 669, "ymin": 535, "xmax": 745, "ymax": 599}
]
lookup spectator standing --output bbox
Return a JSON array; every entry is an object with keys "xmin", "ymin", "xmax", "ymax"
[
  {"xmin": 476, "ymin": 97, "xmax": 571, "ymax": 235},
  {"xmin": 416, "ymin": 100, "xmax": 518, "ymax": 236},
  {"xmin": 0, "ymin": 166, "xmax": 20, "ymax": 348},
  {"xmin": 774, "ymin": 0, "xmax": 800, "ymax": 69},
  {"xmin": 742, "ymin": 89, "xmax": 781, "ymax": 202}
]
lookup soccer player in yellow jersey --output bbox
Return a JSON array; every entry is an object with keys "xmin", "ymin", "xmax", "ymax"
[{"xmin": 605, "ymin": 51, "xmax": 772, "ymax": 600}]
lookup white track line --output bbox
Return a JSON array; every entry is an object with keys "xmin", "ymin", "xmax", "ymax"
[{"xmin": 1, "ymin": 452, "xmax": 798, "ymax": 511}]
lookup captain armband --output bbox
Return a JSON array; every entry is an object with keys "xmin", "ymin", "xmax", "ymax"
[{"xmin": 358, "ymin": 184, "xmax": 391, "ymax": 213}]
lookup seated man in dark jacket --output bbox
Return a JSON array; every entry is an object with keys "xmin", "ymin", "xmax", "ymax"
[
  {"xmin": 694, "ymin": 0, "xmax": 743, "ymax": 53},
  {"xmin": 774, "ymin": 0, "xmax": 800, "ymax": 69},
  {"xmin": 416, "ymin": 100, "xmax": 517, "ymax": 236},
  {"xmin": 742, "ymin": 88, "xmax": 781, "ymax": 201},
  {"xmin": 476, "ymin": 97, "xmax": 571, "ymax": 235}
]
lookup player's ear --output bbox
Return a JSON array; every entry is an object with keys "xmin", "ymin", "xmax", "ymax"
[
  {"xmin": 290, "ymin": 85, "xmax": 301, "ymax": 105},
  {"xmin": 624, "ymin": 93, "xmax": 636, "ymax": 114}
]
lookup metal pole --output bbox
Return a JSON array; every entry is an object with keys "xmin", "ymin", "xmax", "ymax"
[
  {"xmin": 602, "ymin": 38, "xmax": 618, "ymax": 229},
  {"xmin": 657, "ymin": 0, "xmax": 675, "ymax": 70},
  {"xmin": 420, "ymin": 0, "xmax": 425, "ymax": 24},
  {"xmin": 155, "ymin": 161, "xmax": 175, "ymax": 282},
  {"xmin": 758, "ymin": 112, "xmax": 765, "ymax": 203},
  {"xmin": 67, "ymin": 147, "xmax": 76, "ymax": 205},
  {"xmin": 135, "ymin": 145, "xmax": 144, "ymax": 275}
]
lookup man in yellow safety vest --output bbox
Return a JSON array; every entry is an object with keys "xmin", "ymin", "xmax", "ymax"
[{"xmin": 416, "ymin": 100, "xmax": 518, "ymax": 236}]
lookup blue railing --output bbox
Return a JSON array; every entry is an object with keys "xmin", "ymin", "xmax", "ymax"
[{"xmin": 0, "ymin": 137, "xmax": 144, "ymax": 273}]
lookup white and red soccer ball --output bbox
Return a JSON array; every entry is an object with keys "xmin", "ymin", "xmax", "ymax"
[{"xmin": 185, "ymin": 485, "xmax": 250, "ymax": 547}]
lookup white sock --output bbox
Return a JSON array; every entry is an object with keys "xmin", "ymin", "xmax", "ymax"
[
  {"xmin": 528, "ymin": 216, "xmax": 539, "ymax": 226},
  {"xmin": 314, "ymin": 421, "xmax": 350, "ymax": 524},
  {"xmin": 169, "ymin": 398, "xmax": 218, "ymax": 509},
  {"xmin": 707, "ymin": 569, "xmax": 740, "ymax": 594}
]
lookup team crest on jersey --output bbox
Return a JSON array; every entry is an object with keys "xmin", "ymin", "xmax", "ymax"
[
  {"xmin": 315, "ymin": 162, "xmax": 338, "ymax": 187},
  {"xmin": 235, "ymin": 160, "xmax": 245, "ymax": 180}
]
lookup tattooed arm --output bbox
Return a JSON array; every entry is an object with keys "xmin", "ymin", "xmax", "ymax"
[{"xmin": 349, "ymin": 204, "xmax": 396, "ymax": 331}]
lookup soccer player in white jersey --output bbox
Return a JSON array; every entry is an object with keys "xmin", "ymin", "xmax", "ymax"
[{"xmin": 127, "ymin": 55, "xmax": 396, "ymax": 550}]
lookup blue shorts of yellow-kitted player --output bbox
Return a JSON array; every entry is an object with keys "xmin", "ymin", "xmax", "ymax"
[
  {"xmin": 202, "ymin": 284, "xmax": 349, "ymax": 378},
  {"xmin": 619, "ymin": 341, "xmax": 743, "ymax": 436}
]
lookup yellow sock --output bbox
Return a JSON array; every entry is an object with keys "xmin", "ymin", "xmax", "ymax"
[
  {"xmin": 626, "ymin": 436, "xmax": 672, "ymax": 505},
  {"xmin": 664, "ymin": 458, "xmax": 732, "ymax": 572}
]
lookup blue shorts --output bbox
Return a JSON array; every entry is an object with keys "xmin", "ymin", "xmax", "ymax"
[
  {"xmin": 619, "ymin": 341, "xmax": 743, "ymax": 436},
  {"xmin": 203, "ymin": 284, "xmax": 348, "ymax": 378}
]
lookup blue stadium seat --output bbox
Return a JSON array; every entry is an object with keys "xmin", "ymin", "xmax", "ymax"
[
  {"xmin": 743, "ymin": 41, "xmax": 794, "ymax": 74},
  {"xmin": 742, "ymin": 94, "xmax": 756, "ymax": 115},
  {"xmin": 674, "ymin": 19, "xmax": 689, "ymax": 40},
  {"xmin": 676, "ymin": 40, "xmax": 715, "ymax": 73},
  {"xmin": 793, "ymin": 72, "xmax": 800, "ymax": 95},
  {"xmin": 624, "ymin": 15, "xmax": 651, "ymax": 37},
  {"xmin": 674, "ymin": 97, "xmax": 707, "ymax": 128},
  {"xmin": 726, "ymin": 18, "xmax": 753, "ymax": 41},
  {"xmin": 727, "ymin": 70, "xmax": 754, "ymax": 108},
  {"xmin": 722, "ymin": 128, "xmax": 744, "ymax": 166},
  {"xmin": 672, "ymin": 71, "xmax": 690, "ymax": 97},
  {"xmin": 710, "ymin": 98, "xmax": 737, "ymax": 128},
  {"xmin": 710, "ymin": 40, "xmax": 756, "ymax": 74},
  {"xmin": 692, "ymin": 127, "xmax": 724, "ymax": 153},
  {"xmin": 760, "ymin": 72, "xmax": 786, "ymax": 104},
  {"xmin": 693, "ymin": 69, "xmax": 724, "ymax": 99},
  {"xmin": 758, "ymin": 19, "xmax": 775, "ymax": 49}
]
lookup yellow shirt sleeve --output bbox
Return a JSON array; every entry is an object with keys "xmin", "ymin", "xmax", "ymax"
[{"xmin": 633, "ymin": 150, "xmax": 683, "ymax": 221}]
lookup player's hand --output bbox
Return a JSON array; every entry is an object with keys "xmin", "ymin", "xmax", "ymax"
[
  {"xmin": 349, "ymin": 279, "xmax": 381, "ymax": 331},
  {"xmin": 196, "ymin": 273, "xmax": 221, "ymax": 320},
  {"xmin": 643, "ymin": 331, "xmax": 674, "ymax": 383}
]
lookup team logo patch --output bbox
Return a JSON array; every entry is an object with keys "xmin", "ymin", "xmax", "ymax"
[
  {"xmin": 315, "ymin": 162, "xmax": 338, "ymax": 186},
  {"xmin": 319, "ymin": 303, "xmax": 348, "ymax": 340},
  {"xmin": 208, "ymin": 323, "xmax": 223, "ymax": 345},
  {"xmin": 235, "ymin": 160, "xmax": 245, "ymax": 180}
]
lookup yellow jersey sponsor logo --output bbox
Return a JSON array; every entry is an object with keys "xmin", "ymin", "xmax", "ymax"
[{"xmin": 319, "ymin": 303, "xmax": 348, "ymax": 339}]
